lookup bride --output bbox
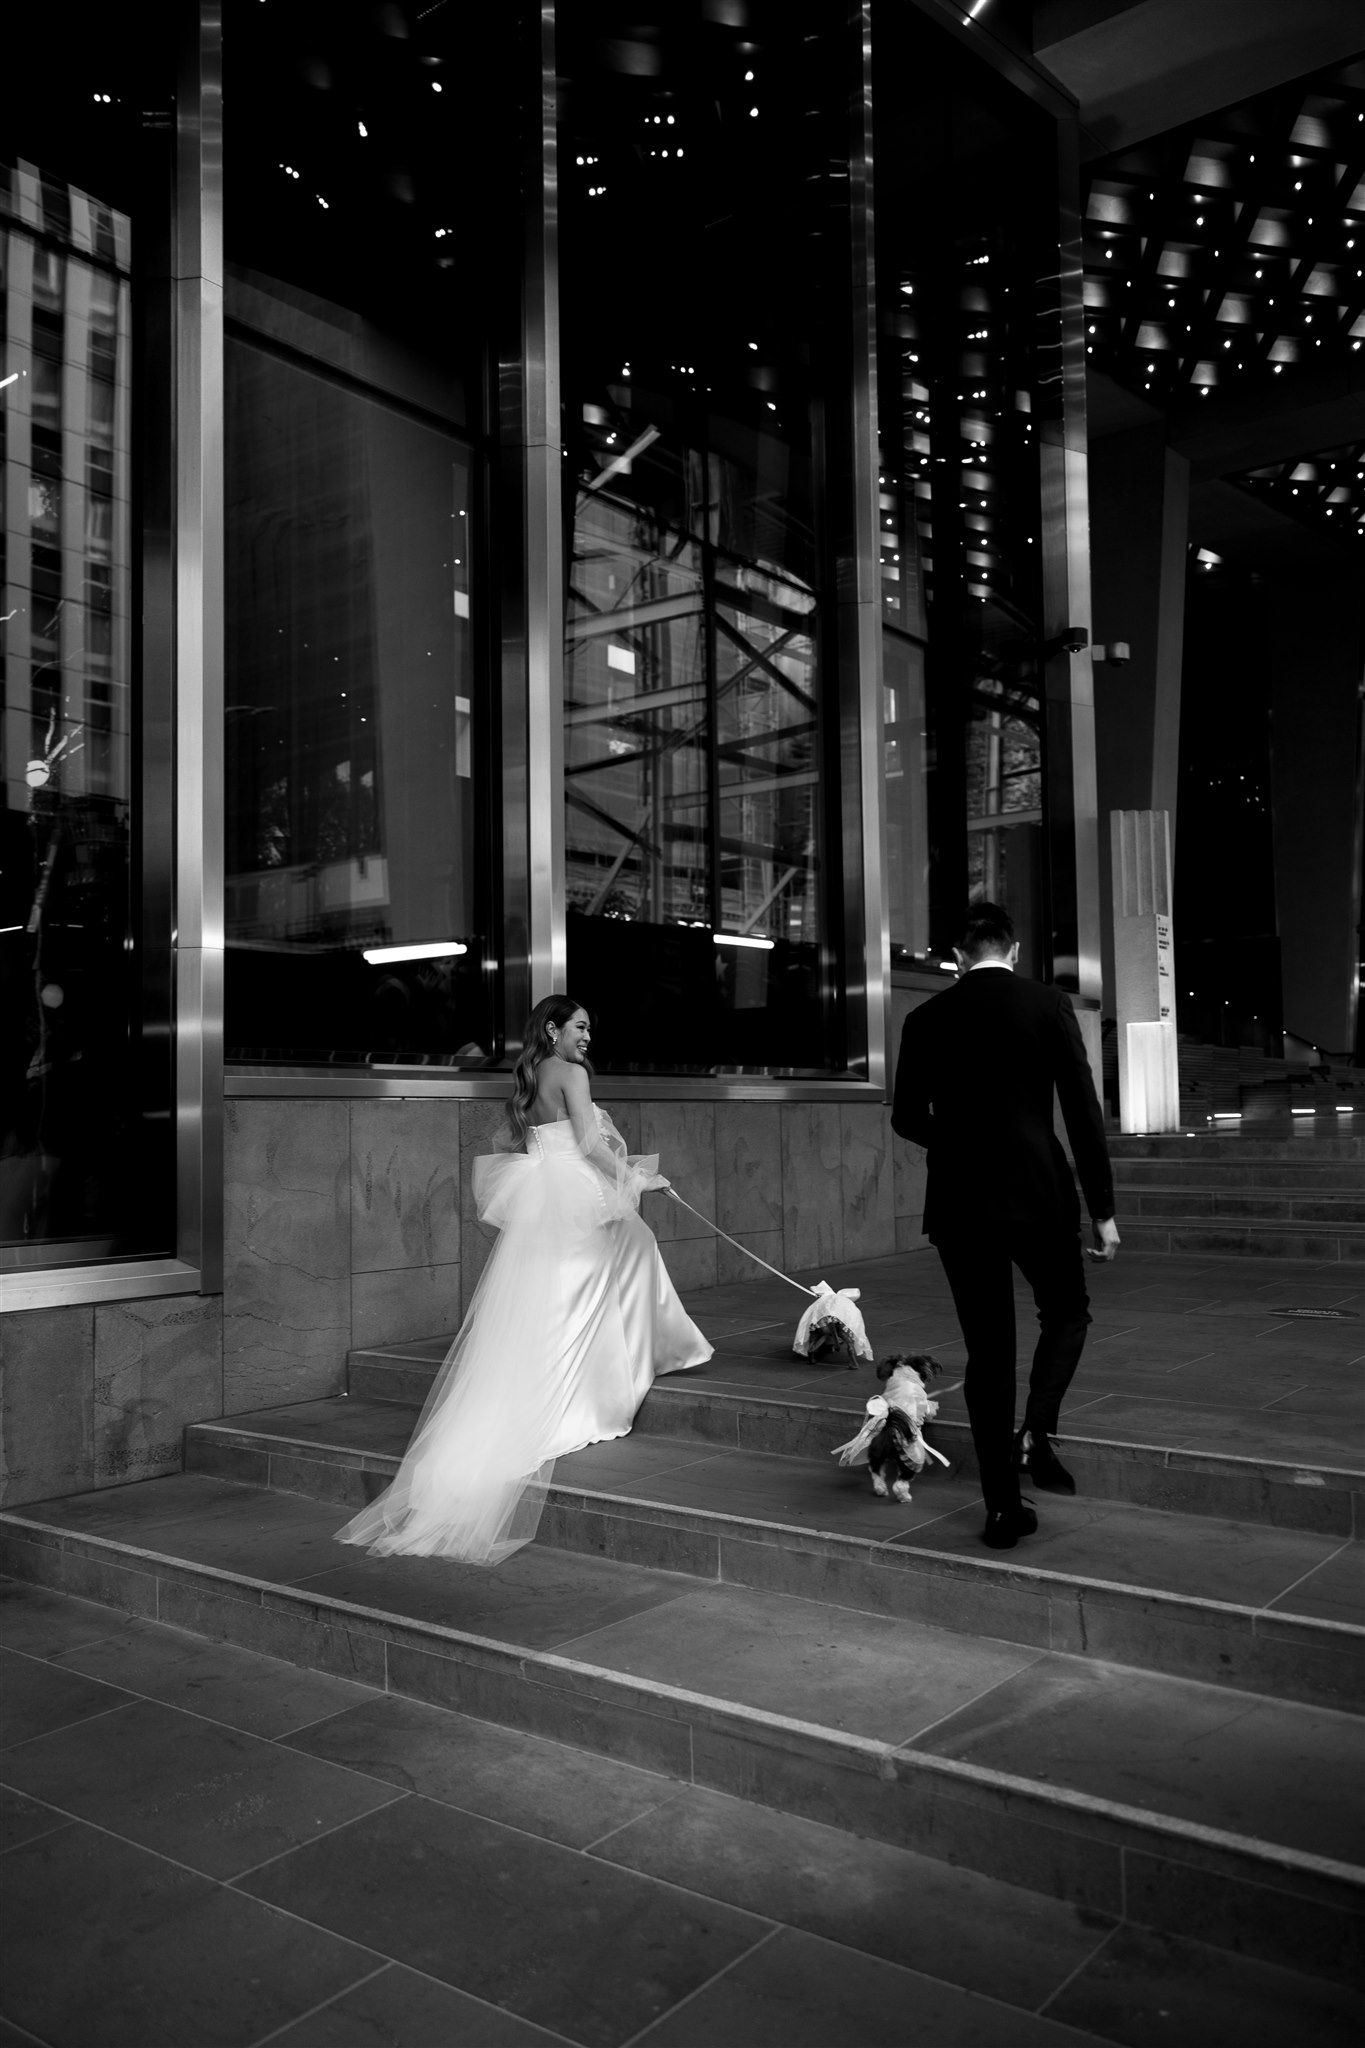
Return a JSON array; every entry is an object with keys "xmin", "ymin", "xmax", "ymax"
[{"xmin": 336, "ymin": 995, "xmax": 713, "ymax": 1566}]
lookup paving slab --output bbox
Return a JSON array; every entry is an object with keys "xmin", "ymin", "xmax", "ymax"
[
  {"xmin": 0, "ymin": 1821, "xmax": 376, "ymax": 2048},
  {"xmin": 0, "ymin": 1693, "xmax": 402, "ymax": 1881},
  {"xmin": 591, "ymin": 1781, "xmax": 1114, "ymax": 2008},
  {"xmin": 264, "ymin": 1964, "xmax": 556, "ymax": 2047},
  {"xmin": 0, "ymin": 1644, "xmax": 132, "ymax": 1750},
  {"xmin": 916, "ymin": 1655, "xmax": 1365, "ymax": 1865},
  {"xmin": 289, "ymin": 1543, "xmax": 700, "ymax": 1655},
  {"xmin": 634, "ymin": 1924, "xmax": 1092, "ymax": 2048},
  {"xmin": 50, "ymin": 1614, "xmax": 382, "ymax": 1740},
  {"xmin": 1045, "ymin": 1922, "xmax": 1365, "ymax": 2048},
  {"xmin": 285, "ymin": 1690, "xmax": 678, "ymax": 1850},
  {"xmin": 554, "ymin": 1580, "xmax": 1044, "ymax": 1745},
  {"xmin": 236, "ymin": 1793, "xmax": 771, "ymax": 2048}
]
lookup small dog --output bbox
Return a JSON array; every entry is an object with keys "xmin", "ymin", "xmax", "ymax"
[{"xmin": 831, "ymin": 1352, "xmax": 953, "ymax": 1503}]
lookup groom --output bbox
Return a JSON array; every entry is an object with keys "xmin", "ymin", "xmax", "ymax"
[{"xmin": 891, "ymin": 903, "xmax": 1119, "ymax": 1549}]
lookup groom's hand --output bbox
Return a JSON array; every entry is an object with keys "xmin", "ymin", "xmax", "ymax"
[{"xmin": 1087, "ymin": 1216, "xmax": 1120, "ymax": 1261}]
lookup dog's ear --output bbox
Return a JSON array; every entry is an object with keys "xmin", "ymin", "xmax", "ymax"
[
  {"xmin": 911, "ymin": 1353, "xmax": 942, "ymax": 1380},
  {"xmin": 876, "ymin": 1355, "xmax": 906, "ymax": 1383}
]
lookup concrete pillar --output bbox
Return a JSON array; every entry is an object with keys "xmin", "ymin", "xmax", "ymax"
[
  {"xmin": 1112, "ymin": 809, "xmax": 1179, "ymax": 1133},
  {"xmin": 1089, "ymin": 422, "xmax": 1189, "ymax": 1014}
]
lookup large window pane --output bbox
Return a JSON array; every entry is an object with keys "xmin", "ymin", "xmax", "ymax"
[
  {"xmin": 559, "ymin": 0, "xmax": 851, "ymax": 1076},
  {"xmin": 1, "ymin": 28, "xmax": 173, "ymax": 1267},
  {"xmin": 874, "ymin": 4, "xmax": 1056, "ymax": 973},
  {"xmin": 222, "ymin": 0, "xmax": 507, "ymax": 1066}
]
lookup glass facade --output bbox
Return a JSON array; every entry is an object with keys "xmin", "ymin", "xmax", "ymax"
[
  {"xmin": 221, "ymin": 0, "xmax": 509, "ymax": 1067},
  {"xmin": 4, "ymin": 1, "xmax": 1095, "ymax": 1293},
  {"xmin": 1, "ymin": 28, "xmax": 175, "ymax": 1268},
  {"xmin": 874, "ymin": 5, "xmax": 1057, "ymax": 978},
  {"xmin": 557, "ymin": 0, "xmax": 853, "ymax": 1075}
]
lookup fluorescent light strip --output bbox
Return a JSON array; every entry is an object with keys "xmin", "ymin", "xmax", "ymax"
[
  {"xmin": 1211, "ymin": 1112, "xmax": 1241, "ymax": 1120},
  {"xmin": 363, "ymin": 940, "xmax": 468, "ymax": 964},
  {"xmin": 712, "ymin": 932, "xmax": 774, "ymax": 951},
  {"xmin": 1292, "ymin": 1108, "xmax": 1316, "ymax": 1116}
]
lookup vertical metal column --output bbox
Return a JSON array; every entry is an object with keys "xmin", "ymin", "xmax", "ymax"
[
  {"xmin": 839, "ymin": 0, "xmax": 890, "ymax": 1091},
  {"xmin": 173, "ymin": 1, "xmax": 225, "ymax": 1287},
  {"xmin": 1039, "ymin": 113, "xmax": 1102, "ymax": 1018},
  {"xmin": 524, "ymin": 3, "xmax": 566, "ymax": 1006}
]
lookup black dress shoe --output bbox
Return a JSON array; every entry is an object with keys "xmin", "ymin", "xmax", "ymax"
[
  {"xmin": 1016, "ymin": 1428, "xmax": 1076, "ymax": 1495},
  {"xmin": 982, "ymin": 1502, "xmax": 1038, "ymax": 1550}
]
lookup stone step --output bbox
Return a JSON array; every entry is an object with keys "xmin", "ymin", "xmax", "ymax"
[
  {"xmin": 183, "ymin": 1400, "xmax": 1365, "ymax": 1715},
  {"xmin": 1, "ymin": 1475, "xmax": 1361, "ymax": 1988},
  {"xmin": 343, "ymin": 1352, "xmax": 1364, "ymax": 1536},
  {"xmin": 1117, "ymin": 1190, "xmax": 1365, "ymax": 1225},
  {"xmin": 1109, "ymin": 1131, "xmax": 1365, "ymax": 1161},
  {"xmin": 1114, "ymin": 1218, "xmax": 1363, "ymax": 1263},
  {"xmin": 1113, "ymin": 1160, "xmax": 1365, "ymax": 1192}
]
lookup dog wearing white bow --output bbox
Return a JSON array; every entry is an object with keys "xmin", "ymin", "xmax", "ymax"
[
  {"xmin": 792, "ymin": 1283, "xmax": 873, "ymax": 1369},
  {"xmin": 831, "ymin": 1353, "xmax": 956, "ymax": 1502}
]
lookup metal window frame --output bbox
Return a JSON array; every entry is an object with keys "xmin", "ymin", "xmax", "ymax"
[{"xmin": 2, "ymin": 1, "xmax": 224, "ymax": 1314}]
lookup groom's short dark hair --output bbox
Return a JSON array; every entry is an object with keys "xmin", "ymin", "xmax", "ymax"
[{"xmin": 960, "ymin": 901, "xmax": 1015, "ymax": 958}]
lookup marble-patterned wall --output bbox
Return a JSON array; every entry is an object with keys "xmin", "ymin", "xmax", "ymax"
[
  {"xmin": 0, "ymin": 1295, "xmax": 222, "ymax": 1509},
  {"xmin": 221, "ymin": 1092, "xmax": 922, "ymax": 1411},
  {"xmin": 1, "ymin": 1089, "xmax": 927, "ymax": 1507}
]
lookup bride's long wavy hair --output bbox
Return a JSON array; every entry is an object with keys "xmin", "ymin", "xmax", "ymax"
[{"xmin": 504, "ymin": 994, "xmax": 592, "ymax": 1149}]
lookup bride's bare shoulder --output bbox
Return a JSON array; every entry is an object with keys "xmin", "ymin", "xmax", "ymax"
[
  {"xmin": 531, "ymin": 1059, "xmax": 590, "ymax": 1117},
  {"xmin": 558, "ymin": 1061, "xmax": 592, "ymax": 1102}
]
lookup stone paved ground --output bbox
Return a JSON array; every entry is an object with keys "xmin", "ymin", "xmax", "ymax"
[
  {"xmin": 2, "ymin": 1574, "xmax": 1363, "ymax": 2048},
  {"xmin": 2, "ymin": 1228, "xmax": 1361, "ymax": 2046}
]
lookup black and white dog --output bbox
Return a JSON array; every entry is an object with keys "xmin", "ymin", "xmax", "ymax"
[{"xmin": 831, "ymin": 1353, "xmax": 954, "ymax": 1502}]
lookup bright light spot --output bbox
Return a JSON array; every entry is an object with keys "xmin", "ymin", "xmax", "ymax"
[
  {"xmin": 432, "ymin": 81, "xmax": 442, "ymax": 92},
  {"xmin": 363, "ymin": 942, "xmax": 468, "ymax": 965},
  {"xmin": 749, "ymin": 106, "xmax": 759, "ymax": 117},
  {"xmin": 358, "ymin": 121, "xmax": 367, "ymax": 137}
]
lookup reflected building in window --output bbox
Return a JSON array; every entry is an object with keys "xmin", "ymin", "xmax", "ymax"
[
  {"xmin": 1, "ymin": 0, "xmax": 1108, "ymax": 1324},
  {"xmin": 0, "ymin": 160, "xmax": 169, "ymax": 1261}
]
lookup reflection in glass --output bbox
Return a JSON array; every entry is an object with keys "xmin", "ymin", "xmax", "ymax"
[
  {"xmin": 1, "ymin": 161, "xmax": 169, "ymax": 1259},
  {"xmin": 222, "ymin": 0, "xmax": 501, "ymax": 1066},
  {"xmin": 883, "ymin": 635, "xmax": 930, "ymax": 964},
  {"xmin": 560, "ymin": 0, "xmax": 847, "ymax": 1075},
  {"xmin": 965, "ymin": 608, "xmax": 1044, "ymax": 975},
  {"xmin": 874, "ymin": 4, "xmax": 1056, "ymax": 971}
]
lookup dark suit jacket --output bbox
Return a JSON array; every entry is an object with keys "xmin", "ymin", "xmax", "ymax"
[{"xmin": 891, "ymin": 968, "xmax": 1114, "ymax": 1241}]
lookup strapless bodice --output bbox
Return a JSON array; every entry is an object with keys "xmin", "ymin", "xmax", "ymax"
[{"xmin": 526, "ymin": 1119, "xmax": 580, "ymax": 1158}]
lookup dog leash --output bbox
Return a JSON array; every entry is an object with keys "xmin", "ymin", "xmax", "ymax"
[{"xmin": 663, "ymin": 1189, "xmax": 819, "ymax": 1298}]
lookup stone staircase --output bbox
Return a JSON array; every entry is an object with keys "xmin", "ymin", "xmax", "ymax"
[
  {"xmin": 1111, "ymin": 1127, "xmax": 1364, "ymax": 1262},
  {"xmin": 2, "ymin": 1327, "xmax": 1361, "ymax": 1993}
]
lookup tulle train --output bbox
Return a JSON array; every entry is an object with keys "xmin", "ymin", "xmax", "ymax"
[{"xmin": 336, "ymin": 1117, "xmax": 711, "ymax": 1566}]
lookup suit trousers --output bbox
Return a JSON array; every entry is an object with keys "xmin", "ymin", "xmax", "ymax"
[{"xmin": 933, "ymin": 1225, "xmax": 1092, "ymax": 1514}]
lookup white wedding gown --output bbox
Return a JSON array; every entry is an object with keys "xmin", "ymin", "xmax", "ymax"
[{"xmin": 336, "ymin": 1108, "xmax": 713, "ymax": 1566}]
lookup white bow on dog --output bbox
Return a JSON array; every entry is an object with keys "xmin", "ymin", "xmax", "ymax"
[
  {"xmin": 831, "ymin": 1388, "xmax": 952, "ymax": 1469},
  {"xmin": 793, "ymin": 1283, "xmax": 874, "ymax": 1362}
]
